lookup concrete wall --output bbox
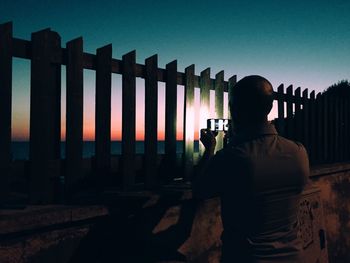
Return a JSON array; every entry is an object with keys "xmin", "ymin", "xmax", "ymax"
[
  {"xmin": 154, "ymin": 187, "xmax": 328, "ymax": 263},
  {"xmin": 311, "ymin": 162, "xmax": 350, "ymax": 263}
]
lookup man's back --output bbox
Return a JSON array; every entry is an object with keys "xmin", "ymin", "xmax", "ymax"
[{"xmin": 194, "ymin": 123, "xmax": 310, "ymax": 262}]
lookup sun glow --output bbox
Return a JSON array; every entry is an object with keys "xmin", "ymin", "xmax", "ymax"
[{"xmin": 185, "ymin": 106, "xmax": 195, "ymax": 143}]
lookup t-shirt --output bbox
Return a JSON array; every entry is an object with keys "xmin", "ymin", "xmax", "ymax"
[{"xmin": 192, "ymin": 123, "xmax": 310, "ymax": 263}]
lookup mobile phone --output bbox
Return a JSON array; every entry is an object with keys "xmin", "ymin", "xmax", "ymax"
[{"xmin": 207, "ymin": 119, "xmax": 231, "ymax": 132}]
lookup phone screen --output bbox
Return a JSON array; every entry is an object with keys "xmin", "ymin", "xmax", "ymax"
[{"xmin": 207, "ymin": 119, "xmax": 230, "ymax": 132}]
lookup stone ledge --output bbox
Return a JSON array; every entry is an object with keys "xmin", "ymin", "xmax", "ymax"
[
  {"xmin": 310, "ymin": 162, "xmax": 350, "ymax": 178},
  {"xmin": 0, "ymin": 205, "xmax": 108, "ymax": 235}
]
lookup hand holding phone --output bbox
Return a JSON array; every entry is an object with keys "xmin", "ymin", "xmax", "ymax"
[{"xmin": 200, "ymin": 128, "xmax": 217, "ymax": 154}]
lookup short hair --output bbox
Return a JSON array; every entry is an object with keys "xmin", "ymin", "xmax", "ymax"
[{"xmin": 230, "ymin": 75, "xmax": 274, "ymax": 123}]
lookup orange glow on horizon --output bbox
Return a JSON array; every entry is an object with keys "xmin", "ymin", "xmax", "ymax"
[{"xmin": 12, "ymin": 88, "xmax": 278, "ymax": 142}]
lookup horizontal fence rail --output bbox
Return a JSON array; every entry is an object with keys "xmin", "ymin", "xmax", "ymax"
[{"xmin": 0, "ymin": 22, "xmax": 349, "ymax": 204}]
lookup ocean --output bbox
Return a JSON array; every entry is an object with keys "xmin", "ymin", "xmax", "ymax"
[{"xmin": 10, "ymin": 141, "xmax": 200, "ymax": 160}]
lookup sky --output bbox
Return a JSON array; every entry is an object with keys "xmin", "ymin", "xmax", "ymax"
[{"xmin": 1, "ymin": 0, "xmax": 349, "ymax": 141}]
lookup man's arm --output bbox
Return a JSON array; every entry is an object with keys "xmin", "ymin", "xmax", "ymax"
[{"xmin": 192, "ymin": 129, "xmax": 222, "ymax": 200}]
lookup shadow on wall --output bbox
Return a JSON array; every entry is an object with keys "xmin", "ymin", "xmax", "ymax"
[{"xmin": 69, "ymin": 193, "xmax": 198, "ymax": 263}]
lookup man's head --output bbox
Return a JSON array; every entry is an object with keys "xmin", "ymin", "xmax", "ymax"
[{"xmin": 230, "ymin": 75, "xmax": 274, "ymax": 128}]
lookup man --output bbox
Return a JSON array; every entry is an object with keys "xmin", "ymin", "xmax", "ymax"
[{"xmin": 192, "ymin": 75, "xmax": 310, "ymax": 263}]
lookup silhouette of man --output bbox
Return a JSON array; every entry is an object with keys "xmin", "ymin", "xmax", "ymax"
[{"xmin": 193, "ymin": 75, "xmax": 310, "ymax": 263}]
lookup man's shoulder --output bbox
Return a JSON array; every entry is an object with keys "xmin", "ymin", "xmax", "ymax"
[
  {"xmin": 215, "ymin": 142, "xmax": 251, "ymax": 161},
  {"xmin": 275, "ymin": 135, "xmax": 307, "ymax": 152},
  {"xmin": 224, "ymin": 134, "xmax": 307, "ymax": 158}
]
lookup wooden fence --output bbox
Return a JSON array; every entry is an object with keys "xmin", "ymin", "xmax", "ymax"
[
  {"xmin": 0, "ymin": 22, "xmax": 349, "ymax": 204},
  {"xmin": 273, "ymin": 85, "xmax": 350, "ymax": 165}
]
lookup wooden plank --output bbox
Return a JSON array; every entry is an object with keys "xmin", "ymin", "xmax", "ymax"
[
  {"xmin": 302, "ymin": 89, "xmax": 309, "ymax": 150},
  {"xmin": 322, "ymin": 95, "xmax": 329, "ymax": 162},
  {"xmin": 215, "ymin": 71, "xmax": 224, "ymax": 151},
  {"xmin": 339, "ymin": 98, "xmax": 345, "ymax": 161},
  {"xmin": 339, "ymin": 97, "xmax": 344, "ymax": 161},
  {"xmin": 286, "ymin": 85, "xmax": 294, "ymax": 139},
  {"xmin": 183, "ymin": 65, "xmax": 195, "ymax": 180},
  {"xmin": 227, "ymin": 75, "xmax": 236, "ymax": 137},
  {"xmin": 277, "ymin": 84, "xmax": 285, "ymax": 136},
  {"xmin": 331, "ymin": 96, "xmax": 336, "ymax": 162},
  {"xmin": 326, "ymin": 96, "xmax": 333, "ymax": 162},
  {"xmin": 122, "ymin": 51, "xmax": 136, "ymax": 189},
  {"xmin": 345, "ymin": 99, "xmax": 350, "ymax": 160},
  {"xmin": 227, "ymin": 75, "xmax": 237, "ymax": 119},
  {"xmin": 0, "ymin": 22, "xmax": 12, "ymax": 202},
  {"xmin": 164, "ymin": 60, "xmax": 177, "ymax": 177},
  {"xmin": 95, "ymin": 44, "xmax": 112, "ymax": 174},
  {"xmin": 65, "ymin": 37, "xmax": 84, "ymax": 192},
  {"xmin": 199, "ymin": 68, "xmax": 211, "ymax": 156},
  {"xmin": 12, "ymin": 38, "xmax": 31, "ymax": 59},
  {"xmin": 344, "ymin": 99, "xmax": 347, "ymax": 160},
  {"xmin": 11, "ymin": 37, "xmax": 234, "ymax": 92},
  {"xmin": 294, "ymin": 87, "xmax": 302, "ymax": 142},
  {"xmin": 29, "ymin": 29, "xmax": 62, "ymax": 204},
  {"xmin": 309, "ymin": 91, "xmax": 316, "ymax": 164},
  {"xmin": 344, "ymin": 98, "xmax": 349, "ymax": 161},
  {"xmin": 342, "ymin": 98, "xmax": 347, "ymax": 161},
  {"xmin": 144, "ymin": 55, "xmax": 158, "ymax": 188},
  {"xmin": 334, "ymin": 97, "xmax": 340, "ymax": 161}
]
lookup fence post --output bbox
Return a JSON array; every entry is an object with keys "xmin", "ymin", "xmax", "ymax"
[
  {"xmin": 183, "ymin": 65, "xmax": 195, "ymax": 180},
  {"xmin": 164, "ymin": 60, "xmax": 177, "ymax": 181},
  {"xmin": 65, "ymin": 37, "xmax": 84, "ymax": 195},
  {"xmin": 327, "ymin": 96, "xmax": 333, "ymax": 162},
  {"xmin": 345, "ymin": 98, "xmax": 349, "ymax": 161},
  {"xmin": 323, "ymin": 95, "xmax": 329, "ymax": 162},
  {"xmin": 309, "ymin": 91, "xmax": 316, "ymax": 164},
  {"xmin": 277, "ymin": 84, "xmax": 285, "ymax": 136},
  {"xmin": 199, "ymin": 68, "xmax": 211, "ymax": 156},
  {"xmin": 302, "ymin": 89, "xmax": 309, "ymax": 150},
  {"xmin": 345, "ymin": 99, "xmax": 350, "ymax": 160},
  {"xmin": 228, "ymin": 75, "xmax": 236, "ymax": 135},
  {"xmin": 0, "ymin": 22, "xmax": 12, "ymax": 203},
  {"xmin": 336, "ymin": 97, "xmax": 341, "ymax": 162},
  {"xmin": 144, "ymin": 55, "xmax": 158, "ymax": 188},
  {"xmin": 334, "ymin": 97, "xmax": 339, "ymax": 162},
  {"xmin": 29, "ymin": 29, "xmax": 62, "ymax": 204},
  {"xmin": 339, "ymin": 98, "xmax": 345, "ymax": 161},
  {"xmin": 215, "ymin": 71, "xmax": 224, "ymax": 151},
  {"xmin": 95, "ymin": 44, "xmax": 112, "ymax": 176},
  {"xmin": 294, "ymin": 87, "xmax": 302, "ymax": 142},
  {"xmin": 122, "ymin": 51, "xmax": 136, "ymax": 190},
  {"xmin": 286, "ymin": 85, "xmax": 293, "ymax": 139},
  {"xmin": 315, "ymin": 93, "xmax": 323, "ymax": 163}
]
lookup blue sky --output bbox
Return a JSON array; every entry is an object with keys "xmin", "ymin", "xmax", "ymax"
[{"xmin": 1, "ymin": 0, "xmax": 349, "ymax": 139}]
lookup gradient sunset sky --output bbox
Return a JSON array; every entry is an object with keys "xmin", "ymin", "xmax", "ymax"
[{"xmin": 1, "ymin": 0, "xmax": 349, "ymax": 141}]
